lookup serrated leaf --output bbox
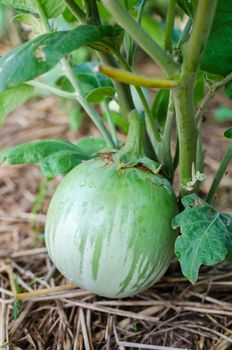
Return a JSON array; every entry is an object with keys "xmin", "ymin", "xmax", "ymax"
[
  {"xmin": 76, "ymin": 137, "xmax": 107, "ymax": 157},
  {"xmin": 0, "ymin": 84, "xmax": 34, "ymax": 127},
  {"xmin": 0, "ymin": 0, "xmax": 65, "ymax": 18},
  {"xmin": 201, "ymin": 0, "xmax": 232, "ymax": 76},
  {"xmin": 0, "ymin": 25, "xmax": 121, "ymax": 93},
  {"xmin": 224, "ymin": 128, "xmax": 232, "ymax": 139},
  {"xmin": 86, "ymin": 86, "xmax": 115, "ymax": 103},
  {"xmin": 172, "ymin": 194, "xmax": 230, "ymax": 283}
]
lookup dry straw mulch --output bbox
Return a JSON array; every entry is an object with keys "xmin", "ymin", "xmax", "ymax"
[{"xmin": 0, "ymin": 96, "xmax": 232, "ymax": 350}]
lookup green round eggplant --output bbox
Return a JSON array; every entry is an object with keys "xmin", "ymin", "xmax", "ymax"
[{"xmin": 45, "ymin": 158, "xmax": 178, "ymax": 298}]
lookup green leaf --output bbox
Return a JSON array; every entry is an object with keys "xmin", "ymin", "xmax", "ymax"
[
  {"xmin": 141, "ymin": 14, "xmax": 165, "ymax": 48},
  {"xmin": 86, "ymin": 86, "xmax": 115, "ymax": 103},
  {"xmin": 0, "ymin": 4, "xmax": 8, "ymax": 38},
  {"xmin": 151, "ymin": 89, "xmax": 170, "ymax": 131},
  {"xmin": 0, "ymin": 0, "xmax": 65, "ymax": 18},
  {"xmin": 0, "ymin": 84, "xmax": 34, "ymax": 127},
  {"xmin": 194, "ymin": 71, "xmax": 205, "ymax": 104},
  {"xmin": 0, "ymin": 139, "xmax": 90, "ymax": 178},
  {"xmin": 177, "ymin": 0, "xmax": 194, "ymax": 17},
  {"xmin": 201, "ymin": 0, "xmax": 232, "ymax": 76},
  {"xmin": 40, "ymin": 150, "xmax": 87, "ymax": 178},
  {"xmin": 56, "ymin": 61, "xmax": 113, "ymax": 97},
  {"xmin": 214, "ymin": 107, "xmax": 232, "ymax": 123},
  {"xmin": 224, "ymin": 82, "xmax": 232, "ymax": 101},
  {"xmin": 103, "ymin": 110, "xmax": 129, "ymax": 134},
  {"xmin": 0, "ymin": 25, "xmax": 121, "ymax": 93},
  {"xmin": 224, "ymin": 128, "xmax": 232, "ymax": 139},
  {"xmin": 76, "ymin": 137, "xmax": 107, "ymax": 157},
  {"xmin": 3, "ymin": 139, "xmax": 82, "ymax": 164},
  {"xmin": 13, "ymin": 14, "xmax": 43, "ymax": 34},
  {"xmin": 172, "ymin": 194, "xmax": 231, "ymax": 283}
]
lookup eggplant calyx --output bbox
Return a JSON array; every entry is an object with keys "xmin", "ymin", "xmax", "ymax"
[{"xmin": 113, "ymin": 110, "xmax": 161, "ymax": 173}]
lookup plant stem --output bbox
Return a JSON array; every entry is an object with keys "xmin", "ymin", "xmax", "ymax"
[
  {"xmin": 196, "ymin": 72, "xmax": 232, "ymax": 125},
  {"xmin": 62, "ymin": 59, "xmax": 116, "ymax": 147},
  {"xmin": 176, "ymin": 18, "xmax": 192, "ymax": 53},
  {"xmin": 162, "ymin": 92, "xmax": 174, "ymax": 179},
  {"xmin": 83, "ymin": 0, "xmax": 100, "ymax": 24},
  {"xmin": 102, "ymin": 101, "xmax": 119, "ymax": 148},
  {"xmin": 165, "ymin": 0, "xmax": 176, "ymax": 53},
  {"xmin": 206, "ymin": 142, "xmax": 232, "ymax": 204},
  {"xmin": 35, "ymin": 0, "xmax": 115, "ymax": 148},
  {"xmin": 102, "ymin": 0, "xmax": 179, "ymax": 78},
  {"xmin": 173, "ymin": 0, "xmax": 217, "ymax": 193},
  {"xmin": 27, "ymin": 81, "xmax": 77, "ymax": 99},
  {"xmin": 97, "ymin": 52, "xmax": 134, "ymax": 118},
  {"xmin": 63, "ymin": 0, "xmax": 86, "ymax": 22},
  {"xmin": 115, "ymin": 52, "xmax": 161, "ymax": 145},
  {"xmin": 182, "ymin": 0, "xmax": 217, "ymax": 75},
  {"xmin": 34, "ymin": 0, "xmax": 50, "ymax": 32},
  {"xmin": 126, "ymin": 0, "xmax": 147, "ymax": 65},
  {"xmin": 98, "ymin": 65, "xmax": 178, "ymax": 88},
  {"xmin": 64, "ymin": 0, "xmax": 135, "ymax": 119}
]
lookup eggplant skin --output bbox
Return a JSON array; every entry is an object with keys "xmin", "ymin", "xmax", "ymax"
[{"xmin": 45, "ymin": 158, "xmax": 178, "ymax": 298}]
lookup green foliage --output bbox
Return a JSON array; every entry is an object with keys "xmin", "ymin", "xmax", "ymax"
[
  {"xmin": 13, "ymin": 14, "xmax": 43, "ymax": 34},
  {"xmin": 173, "ymin": 194, "xmax": 232, "ymax": 283},
  {"xmin": 76, "ymin": 137, "xmax": 107, "ymax": 157},
  {"xmin": 224, "ymin": 128, "xmax": 232, "ymax": 139},
  {"xmin": 214, "ymin": 107, "xmax": 232, "ymax": 123},
  {"xmin": 177, "ymin": 0, "xmax": 194, "ymax": 17},
  {"xmin": 141, "ymin": 14, "xmax": 165, "ymax": 48},
  {"xmin": 0, "ymin": 0, "xmax": 65, "ymax": 18},
  {"xmin": 224, "ymin": 82, "xmax": 232, "ymax": 101},
  {"xmin": 151, "ymin": 89, "xmax": 170, "ymax": 131},
  {"xmin": 0, "ymin": 140, "xmax": 90, "ymax": 178},
  {"xmin": 0, "ymin": 4, "xmax": 8, "ymax": 38},
  {"xmin": 103, "ymin": 110, "xmax": 129, "ymax": 134},
  {"xmin": 0, "ymin": 25, "xmax": 122, "ymax": 93},
  {"xmin": 56, "ymin": 61, "xmax": 116, "ymax": 105},
  {"xmin": 86, "ymin": 87, "xmax": 115, "ymax": 103},
  {"xmin": 0, "ymin": 84, "xmax": 34, "ymax": 127},
  {"xmin": 194, "ymin": 71, "xmax": 205, "ymax": 104},
  {"xmin": 201, "ymin": 0, "xmax": 232, "ymax": 76}
]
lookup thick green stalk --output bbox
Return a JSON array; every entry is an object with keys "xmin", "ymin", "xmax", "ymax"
[
  {"xmin": 162, "ymin": 92, "xmax": 174, "ymax": 179},
  {"xmin": 115, "ymin": 110, "xmax": 147, "ymax": 164},
  {"xmin": 206, "ymin": 142, "xmax": 232, "ymax": 204},
  {"xmin": 173, "ymin": 0, "xmax": 217, "ymax": 193},
  {"xmin": 83, "ymin": 0, "xmax": 100, "ymax": 24},
  {"xmin": 63, "ymin": 0, "xmax": 86, "ymax": 22},
  {"xmin": 102, "ymin": 0, "xmax": 179, "ymax": 78},
  {"xmin": 165, "ymin": 0, "xmax": 176, "ymax": 53},
  {"xmin": 115, "ymin": 52, "xmax": 161, "ymax": 145}
]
